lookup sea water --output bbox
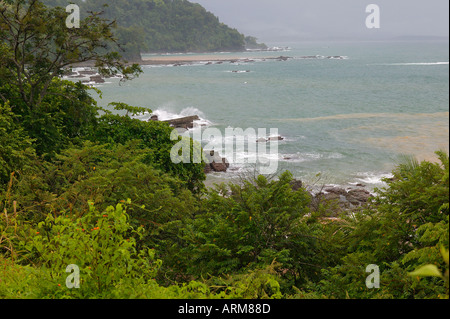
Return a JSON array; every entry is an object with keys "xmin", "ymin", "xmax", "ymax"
[{"xmin": 88, "ymin": 41, "xmax": 449, "ymax": 189}]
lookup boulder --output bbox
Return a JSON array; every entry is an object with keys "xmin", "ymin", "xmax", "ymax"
[
  {"xmin": 276, "ymin": 56, "xmax": 292, "ymax": 61},
  {"xmin": 256, "ymin": 137, "xmax": 267, "ymax": 143},
  {"xmin": 268, "ymin": 135, "xmax": 284, "ymax": 141},
  {"xmin": 79, "ymin": 70, "xmax": 97, "ymax": 75},
  {"xmin": 346, "ymin": 189, "xmax": 371, "ymax": 205},
  {"xmin": 204, "ymin": 150, "xmax": 230, "ymax": 173},
  {"xmin": 164, "ymin": 115, "xmax": 200, "ymax": 129},
  {"xmin": 313, "ymin": 186, "xmax": 372, "ymax": 213},
  {"xmin": 90, "ymin": 75, "xmax": 105, "ymax": 83},
  {"xmin": 323, "ymin": 187, "xmax": 347, "ymax": 196},
  {"xmin": 211, "ymin": 161, "xmax": 228, "ymax": 172}
]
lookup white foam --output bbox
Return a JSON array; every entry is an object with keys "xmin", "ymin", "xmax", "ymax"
[
  {"xmin": 139, "ymin": 106, "xmax": 214, "ymax": 130},
  {"xmin": 354, "ymin": 172, "xmax": 393, "ymax": 185},
  {"xmin": 280, "ymin": 152, "xmax": 344, "ymax": 163},
  {"xmin": 375, "ymin": 62, "xmax": 449, "ymax": 66}
]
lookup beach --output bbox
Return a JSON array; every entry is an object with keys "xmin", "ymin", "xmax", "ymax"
[{"xmin": 139, "ymin": 52, "xmax": 292, "ymax": 66}]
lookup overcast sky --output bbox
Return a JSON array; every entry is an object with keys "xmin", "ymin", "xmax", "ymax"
[{"xmin": 191, "ymin": 0, "xmax": 449, "ymax": 44}]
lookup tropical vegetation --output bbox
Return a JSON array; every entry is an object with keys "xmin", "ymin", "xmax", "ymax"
[
  {"xmin": 43, "ymin": 0, "xmax": 249, "ymax": 60},
  {"xmin": 0, "ymin": 0, "xmax": 448, "ymax": 299}
]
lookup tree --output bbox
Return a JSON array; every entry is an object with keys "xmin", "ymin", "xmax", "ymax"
[
  {"xmin": 0, "ymin": 0, "xmax": 142, "ymax": 156},
  {"xmin": 43, "ymin": 0, "xmax": 246, "ymax": 55},
  {"xmin": 0, "ymin": 0, "xmax": 141, "ymax": 109}
]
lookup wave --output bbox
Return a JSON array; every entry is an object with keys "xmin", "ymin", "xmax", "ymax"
[
  {"xmin": 225, "ymin": 70, "xmax": 252, "ymax": 73},
  {"xmin": 353, "ymin": 172, "xmax": 393, "ymax": 185},
  {"xmin": 280, "ymin": 152, "xmax": 344, "ymax": 163},
  {"xmin": 295, "ymin": 55, "xmax": 349, "ymax": 60},
  {"xmin": 374, "ymin": 62, "xmax": 449, "ymax": 66},
  {"xmin": 133, "ymin": 106, "xmax": 213, "ymax": 127}
]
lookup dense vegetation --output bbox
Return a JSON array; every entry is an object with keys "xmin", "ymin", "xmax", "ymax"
[
  {"xmin": 43, "ymin": 0, "xmax": 248, "ymax": 60},
  {"xmin": 1, "ymin": 1, "xmax": 449, "ymax": 299}
]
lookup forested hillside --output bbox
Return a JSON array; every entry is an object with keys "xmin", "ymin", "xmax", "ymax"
[{"xmin": 44, "ymin": 0, "xmax": 246, "ymax": 60}]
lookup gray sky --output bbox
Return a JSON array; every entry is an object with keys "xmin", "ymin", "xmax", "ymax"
[{"xmin": 191, "ymin": 0, "xmax": 449, "ymax": 43}]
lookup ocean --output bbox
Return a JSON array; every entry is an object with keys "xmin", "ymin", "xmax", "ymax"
[{"xmin": 80, "ymin": 41, "xmax": 449, "ymax": 190}]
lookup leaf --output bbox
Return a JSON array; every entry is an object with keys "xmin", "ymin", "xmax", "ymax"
[
  {"xmin": 409, "ymin": 264, "xmax": 443, "ymax": 278},
  {"xmin": 441, "ymin": 246, "xmax": 449, "ymax": 265}
]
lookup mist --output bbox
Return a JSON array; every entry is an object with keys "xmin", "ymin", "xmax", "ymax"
[{"xmin": 191, "ymin": 0, "xmax": 449, "ymax": 44}]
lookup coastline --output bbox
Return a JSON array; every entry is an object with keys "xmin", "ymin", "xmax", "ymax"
[
  {"xmin": 69, "ymin": 54, "xmax": 293, "ymax": 68},
  {"xmin": 139, "ymin": 54, "xmax": 292, "ymax": 66},
  {"xmin": 67, "ymin": 49, "xmax": 448, "ymax": 197}
]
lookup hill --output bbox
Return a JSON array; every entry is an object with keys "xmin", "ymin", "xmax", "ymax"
[{"xmin": 44, "ymin": 0, "xmax": 249, "ymax": 60}]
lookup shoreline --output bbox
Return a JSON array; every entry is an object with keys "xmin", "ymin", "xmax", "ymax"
[
  {"xmin": 138, "ymin": 54, "xmax": 292, "ymax": 66},
  {"xmin": 69, "ymin": 54, "xmax": 293, "ymax": 68}
]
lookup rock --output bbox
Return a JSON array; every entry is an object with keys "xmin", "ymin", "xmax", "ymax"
[
  {"xmin": 256, "ymin": 137, "xmax": 267, "ymax": 143},
  {"xmin": 276, "ymin": 56, "xmax": 291, "ymax": 61},
  {"xmin": 163, "ymin": 115, "xmax": 200, "ymax": 129},
  {"xmin": 204, "ymin": 150, "xmax": 230, "ymax": 173},
  {"xmin": 79, "ymin": 70, "xmax": 97, "ymax": 75},
  {"xmin": 312, "ymin": 186, "xmax": 372, "ymax": 213},
  {"xmin": 204, "ymin": 164, "xmax": 213, "ymax": 174},
  {"xmin": 346, "ymin": 189, "xmax": 371, "ymax": 205},
  {"xmin": 290, "ymin": 179, "xmax": 303, "ymax": 191},
  {"xmin": 210, "ymin": 161, "xmax": 228, "ymax": 172},
  {"xmin": 90, "ymin": 75, "xmax": 105, "ymax": 83},
  {"xmin": 324, "ymin": 187, "xmax": 347, "ymax": 196},
  {"xmin": 150, "ymin": 115, "xmax": 159, "ymax": 121},
  {"xmin": 268, "ymin": 135, "xmax": 284, "ymax": 141},
  {"xmin": 222, "ymin": 157, "xmax": 230, "ymax": 169}
]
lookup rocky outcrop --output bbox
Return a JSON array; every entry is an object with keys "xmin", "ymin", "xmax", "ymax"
[
  {"xmin": 256, "ymin": 136, "xmax": 284, "ymax": 143},
  {"xmin": 80, "ymin": 70, "xmax": 97, "ymax": 76},
  {"xmin": 276, "ymin": 56, "xmax": 291, "ymax": 61},
  {"xmin": 290, "ymin": 181, "xmax": 373, "ymax": 213},
  {"xmin": 90, "ymin": 75, "xmax": 105, "ymax": 83},
  {"xmin": 204, "ymin": 150, "xmax": 230, "ymax": 173},
  {"xmin": 163, "ymin": 115, "xmax": 201, "ymax": 129},
  {"xmin": 318, "ymin": 186, "xmax": 372, "ymax": 211}
]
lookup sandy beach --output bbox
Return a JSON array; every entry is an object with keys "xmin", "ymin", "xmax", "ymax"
[{"xmin": 140, "ymin": 53, "xmax": 288, "ymax": 65}]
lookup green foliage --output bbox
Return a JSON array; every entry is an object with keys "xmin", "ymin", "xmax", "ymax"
[
  {"xmin": 1, "ymin": 201, "xmax": 156, "ymax": 298},
  {"xmin": 90, "ymin": 109, "xmax": 206, "ymax": 192},
  {"xmin": 306, "ymin": 151, "xmax": 449, "ymax": 299},
  {"xmin": 1, "ymin": 1, "xmax": 449, "ymax": 301},
  {"xmin": 244, "ymin": 36, "xmax": 268, "ymax": 50},
  {"xmin": 158, "ymin": 171, "xmax": 342, "ymax": 293},
  {"xmin": 43, "ymin": 0, "xmax": 246, "ymax": 59},
  {"xmin": 1, "ymin": 0, "xmax": 142, "ymax": 157},
  {"xmin": 0, "ymin": 102, "xmax": 36, "ymax": 185},
  {"xmin": 209, "ymin": 262, "xmax": 284, "ymax": 299}
]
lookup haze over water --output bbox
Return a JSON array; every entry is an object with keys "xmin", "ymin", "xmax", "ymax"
[{"xmin": 92, "ymin": 40, "xmax": 449, "ymax": 189}]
